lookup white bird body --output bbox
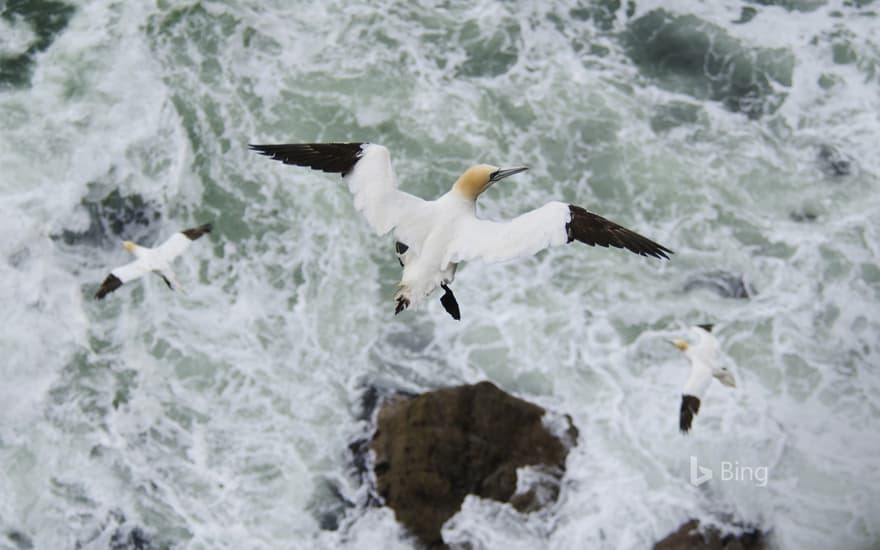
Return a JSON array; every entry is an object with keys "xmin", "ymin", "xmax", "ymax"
[
  {"xmin": 250, "ymin": 142, "xmax": 672, "ymax": 318},
  {"xmin": 674, "ymin": 324, "xmax": 736, "ymax": 433},
  {"xmin": 95, "ymin": 224, "xmax": 212, "ymax": 299}
]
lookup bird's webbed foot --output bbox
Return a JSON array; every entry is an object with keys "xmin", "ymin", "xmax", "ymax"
[
  {"xmin": 394, "ymin": 241, "xmax": 409, "ymax": 267},
  {"xmin": 440, "ymin": 283, "xmax": 461, "ymax": 321}
]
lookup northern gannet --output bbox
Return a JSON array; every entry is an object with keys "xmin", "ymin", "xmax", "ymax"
[
  {"xmin": 95, "ymin": 223, "xmax": 212, "ymax": 299},
  {"xmin": 249, "ymin": 143, "xmax": 672, "ymax": 318},
  {"xmin": 672, "ymin": 324, "xmax": 736, "ymax": 433}
]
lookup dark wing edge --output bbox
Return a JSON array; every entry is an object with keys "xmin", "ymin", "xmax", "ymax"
[
  {"xmin": 566, "ymin": 205, "xmax": 673, "ymax": 260},
  {"xmin": 182, "ymin": 223, "xmax": 212, "ymax": 241},
  {"xmin": 159, "ymin": 274, "xmax": 174, "ymax": 290},
  {"xmin": 248, "ymin": 143, "xmax": 366, "ymax": 176},
  {"xmin": 95, "ymin": 274, "xmax": 123, "ymax": 300},
  {"xmin": 696, "ymin": 323, "xmax": 714, "ymax": 333},
  {"xmin": 679, "ymin": 394, "xmax": 701, "ymax": 434}
]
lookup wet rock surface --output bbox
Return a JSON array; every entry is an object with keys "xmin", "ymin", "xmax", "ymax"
[
  {"xmin": 654, "ymin": 519, "xmax": 766, "ymax": 550},
  {"xmin": 369, "ymin": 381, "xmax": 577, "ymax": 548}
]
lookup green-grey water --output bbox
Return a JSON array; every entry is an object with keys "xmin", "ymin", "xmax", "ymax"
[{"xmin": 1, "ymin": 1, "xmax": 879, "ymax": 548}]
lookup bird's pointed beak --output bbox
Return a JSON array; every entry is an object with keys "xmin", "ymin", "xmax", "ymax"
[
  {"xmin": 670, "ymin": 339, "xmax": 688, "ymax": 351},
  {"xmin": 489, "ymin": 166, "xmax": 528, "ymax": 182},
  {"xmin": 122, "ymin": 241, "xmax": 135, "ymax": 253}
]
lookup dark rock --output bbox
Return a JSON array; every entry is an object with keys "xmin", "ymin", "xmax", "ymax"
[
  {"xmin": 354, "ymin": 383, "xmax": 417, "ymax": 423},
  {"xmin": 818, "ymin": 144, "xmax": 852, "ymax": 176},
  {"xmin": 624, "ymin": 9, "xmax": 794, "ymax": 119},
  {"xmin": 684, "ymin": 271, "xmax": 755, "ymax": 299},
  {"xmin": 654, "ymin": 519, "xmax": 766, "ymax": 550},
  {"xmin": 370, "ymin": 381, "xmax": 577, "ymax": 548}
]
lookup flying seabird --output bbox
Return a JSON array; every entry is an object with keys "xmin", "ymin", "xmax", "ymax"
[
  {"xmin": 249, "ymin": 142, "xmax": 672, "ymax": 318},
  {"xmin": 95, "ymin": 223, "xmax": 212, "ymax": 299},
  {"xmin": 672, "ymin": 324, "xmax": 736, "ymax": 434}
]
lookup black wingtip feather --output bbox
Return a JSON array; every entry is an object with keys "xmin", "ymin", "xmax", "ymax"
[
  {"xmin": 95, "ymin": 274, "xmax": 123, "ymax": 300},
  {"xmin": 182, "ymin": 223, "xmax": 212, "ymax": 241},
  {"xmin": 249, "ymin": 142, "xmax": 366, "ymax": 176},
  {"xmin": 566, "ymin": 205, "xmax": 673, "ymax": 260},
  {"xmin": 696, "ymin": 323, "xmax": 714, "ymax": 333},
  {"xmin": 680, "ymin": 394, "xmax": 701, "ymax": 433}
]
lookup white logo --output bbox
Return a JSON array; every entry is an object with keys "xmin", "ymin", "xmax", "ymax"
[
  {"xmin": 689, "ymin": 456, "xmax": 769, "ymax": 487},
  {"xmin": 690, "ymin": 455, "xmax": 713, "ymax": 485}
]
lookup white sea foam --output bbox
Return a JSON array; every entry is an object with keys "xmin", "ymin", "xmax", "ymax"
[{"xmin": 1, "ymin": 1, "xmax": 878, "ymax": 549}]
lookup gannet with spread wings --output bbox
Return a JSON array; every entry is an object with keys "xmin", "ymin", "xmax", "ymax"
[
  {"xmin": 95, "ymin": 224, "xmax": 212, "ymax": 299},
  {"xmin": 249, "ymin": 143, "xmax": 672, "ymax": 318},
  {"xmin": 672, "ymin": 324, "xmax": 737, "ymax": 433}
]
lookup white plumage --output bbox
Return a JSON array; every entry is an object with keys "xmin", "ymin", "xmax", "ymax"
[
  {"xmin": 95, "ymin": 224, "xmax": 212, "ymax": 299},
  {"xmin": 673, "ymin": 324, "xmax": 736, "ymax": 433},
  {"xmin": 250, "ymin": 142, "xmax": 672, "ymax": 319}
]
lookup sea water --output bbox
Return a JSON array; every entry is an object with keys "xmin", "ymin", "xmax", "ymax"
[{"xmin": 1, "ymin": 1, "xmax": 878, "ymax": 548}]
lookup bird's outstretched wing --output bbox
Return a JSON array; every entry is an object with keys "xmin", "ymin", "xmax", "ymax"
[
  {"xmin": 443, "ymin": 201, "xmax": 672, "ymax": 266},
  {"xmin": 155, "ymin": 223, "xmax": 212, "ymax": 262},
  {"xmin": 690, "ymin": 325, "xmax": 721, "ymax": 362},
  {"xmin": 566, "ymin": 206, "xmax": 672, "ymax": 259},
  {"xmin": 249, "ymin": 143, "xmax": 365, "ymax": 175},
  {"xmin": 249, "ymin": 143, "xmax": 430, "ymax": 246},
  {"xmin": 682, "ymin": 356, "xmax": 714, "ymax": 397},
  {"xmin": 95, "ymin": 260, "xmax": 149, "ymax": 299}
]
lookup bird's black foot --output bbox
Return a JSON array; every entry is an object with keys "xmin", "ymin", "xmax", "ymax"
[
  {"xmin": 440, "ymin": 283, "xmax": 461, "ymax": 321},
  {"xmin": 394, "ymin": 296, "xmax": 409, "ymax": 315},
  {"xmin": 395, "ymin": 241, "xmax": 409, "ymax": 267}
]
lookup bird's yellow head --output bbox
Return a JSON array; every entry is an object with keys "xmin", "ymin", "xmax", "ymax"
[
  {"xmin": 123, "ymin": 241, "xmax": 136, "ymax": 253},
  {"xmin": 671, "ymin": 339, "xmax": 689, "ymax": 351},
  {"xmin": 452, "ymin": 164, "xmax": 528, "ymax": 201}
]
